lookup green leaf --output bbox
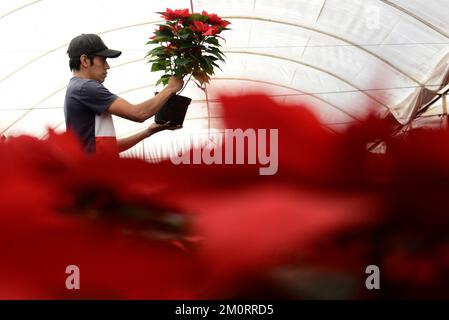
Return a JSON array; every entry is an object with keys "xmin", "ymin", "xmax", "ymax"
[
  {"xmin": 159, "ymin": 59, "xmax": 171, "ymax": 67},
  {"xmin": 199, "ymin": 57, "xmax": 214, "ymax": 74},
  {"xmin": 159, "ymin": 28, "xmax": 174, "ymax": 37},
  {"xmin": 174, "ymin": 69, "xmax": 185, "ymax": 77},
  {"xmin": 151, "ymin": 63, "xmax": 165, "ymax": 72},
  {"xmin": 180, "ymin": 33, "xmax": 193, "ymax": 40},
  {"xmin": 211, "ymin": 61, "xmax": 221, "ymax": 69},
  {"xmin": 153, "ymin": 36, "xmax": 172, "ymax": 42},
  {"xmin": 157, "ymin": 59, "xmax": 171, "ymax": 67},
  {"xmin": 204, "ymin": 37, "xmax": 220, "ymax": 46},
  {"xmin": 179, "ymin": 28, "xmax": 194, "ymax": 38},
  {"xmin": 190, "ymin": 13, "xmax": 208, "ymax": 22},
  {"xmin": 174, "ymin": 57, "xmax": 193, "ymax": 66},
  {"xmin": 148, "ymin": 46, "xmax": 167, "ymax": 55},
  {"xmin": 156, "ymin": 74, "xmax": 172, "ymax": 87},
  {"xmin": 205, "ymin": 48, "xmax": 225, "ymax": 62},
  {"xmin": 179, "ymin": 41, "xmax": 196, "ymax": 49}
]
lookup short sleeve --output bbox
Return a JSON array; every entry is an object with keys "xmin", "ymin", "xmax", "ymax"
[{"xmin": 80, "ymin": 80, "xmax": 118, "ymax": 115}]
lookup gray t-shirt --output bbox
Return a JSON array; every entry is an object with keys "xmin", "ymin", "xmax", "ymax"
[{"xmin": 64, "ymin": 77, "xmax": 118, "ymax": 153}]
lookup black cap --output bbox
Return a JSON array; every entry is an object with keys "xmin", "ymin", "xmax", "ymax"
[{"xmin": 67, "ymin": 34, "xmax": 122, "ymax": 59}]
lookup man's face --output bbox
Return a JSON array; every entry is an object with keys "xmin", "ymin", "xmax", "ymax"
[{"xmin": 86, "ymin": 55, "xmax": 110, "ymax": 83}]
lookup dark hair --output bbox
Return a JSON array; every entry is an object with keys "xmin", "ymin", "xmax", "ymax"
[{"xmin": 69, "ymin": 54, "xmax": 95, "ymax": 71}]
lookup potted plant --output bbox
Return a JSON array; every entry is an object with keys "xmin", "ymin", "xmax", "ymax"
[{"xmin": 146, "ymin": 8, "xmax": 231, "ymax": 125}]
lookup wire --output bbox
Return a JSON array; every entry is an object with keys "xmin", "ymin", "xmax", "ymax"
[
  {"xmin": 1, "ymin": 42, "xmax": 448, "ymax": 53},
  {"xmin": 0, "ymin": 83, "xmax": 446, "ymax": 112},
  {"xmin": 223, "ymin": 43, "xmax": 449, "ymax": 49}
]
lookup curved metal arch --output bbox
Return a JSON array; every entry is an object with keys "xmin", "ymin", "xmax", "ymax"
[
  {"xmin": 117, "ymin": 77, "xmax": 361, "ymax": 120},
  {"xmin": 224, "ymin": 50, "xmax": 389, "ymax": 109},
  {"xmin": 0, "ymin": 0, "xmax": 43, "ymax": 20},
  {"xmin": 109, "ymin": 76, "xmax": 362, "ymax": 127},
  {"xmin": 226, "ymin": 16, "xmax": 422, "ymax": 85},
  {"xmin": 1, "ymin": 14, "xmax": 425, "ymax": 87},
  {"xmin": 3, "ymin": 49, "xmax": 385, "ymax": 136},
  {"xmin": 2, "ymin": 0, "xmax": 447, "ymax": 92},
  {"xmin": 0, "ymin": 20, "xmax": 160, "ymax": 85},
  {"xmin": 2, "ymin": 0, "xmax": 445, "ymax": 42},
  {"xmin": 115, "ymin": 77, "xmax": 346, "ymax": 135},
  {"xmin": 2, "ymin": 55, "xmax": 165, "ymax": 136},
  {"xmin": 380, "ymin": 0, "xmax": 449, "ymax": 39},
  {"xmin": 42, "ymin": 75, "xmax": 359, "ymax": 138},
  {"xmin": 0, "ymin": 84, "xmax": 66, "ymax": 135},
  {"xmin": 90, "ymin": 52, "xmax": 393, "ymax": 109},
  {"xmin": 210, "ymin": 77, "xmax": 362, "ymax": 120}
]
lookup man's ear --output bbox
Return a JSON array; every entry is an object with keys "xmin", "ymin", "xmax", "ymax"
[{"xmin": 80, "ymin": 54, "xmax": 90, "ymax": 68}]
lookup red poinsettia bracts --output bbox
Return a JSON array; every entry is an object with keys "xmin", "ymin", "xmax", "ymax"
[
  {"xmin": 202, "ymin": 26, "xmax": 220, "ymax": 36},
  {"xmin": 147, "ymin": 9, "xmax": 231, "ymax": 86},
  {"xmin": 160, "ymin": 8, "xmax": 191, "ymax": 21},
  {"xmin": 202, "ymin": 11, "xmax": 231, "ymax": 28},
  {"xmin": 190, "ymin": 21, "xmax": 210, "ymax": 33},
  {"xmin": 2, "ymin": 92, "xmax": 449, "ymax": 298}
]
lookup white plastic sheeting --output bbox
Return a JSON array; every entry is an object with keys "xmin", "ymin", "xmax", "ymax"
[{"xmin": 0, "ymin": 0, "xmax": 448, "ymax": 159}]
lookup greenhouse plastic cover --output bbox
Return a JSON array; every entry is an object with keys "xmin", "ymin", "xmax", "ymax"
[{"xmin": 0, "ymin": 0, "xmax": 448, "ymax": 160}]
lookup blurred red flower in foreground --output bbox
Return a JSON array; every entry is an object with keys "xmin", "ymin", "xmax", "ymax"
[{"xmin": 1, "ymin": 93, "xmax": 449, "ymax": 299}]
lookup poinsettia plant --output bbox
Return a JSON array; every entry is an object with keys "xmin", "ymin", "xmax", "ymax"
[{"xmin": 146, "ymin": 8, "xmax": 231, "ymax": 88}]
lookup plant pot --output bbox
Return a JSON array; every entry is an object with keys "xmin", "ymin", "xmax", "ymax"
[{"xmin": 155, "ymin": 94, "xmax": 192, "ymax": 126}]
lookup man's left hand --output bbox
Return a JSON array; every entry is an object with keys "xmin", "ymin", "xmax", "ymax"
[{"xmin": 148, "ymin": 121, "xmax": 182, "ymax": 136}]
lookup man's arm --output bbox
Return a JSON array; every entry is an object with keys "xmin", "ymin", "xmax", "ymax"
[
  {"xmin": 117, "ymin": 122, "xmax": 182, "ymax": 153},
  {"xmin": 107, "ymin": 76, "xmax": 183, "ymax": 123},
  {"xmin": 117, "ymin": 128, "xmax": 151, "ymax": 153}
]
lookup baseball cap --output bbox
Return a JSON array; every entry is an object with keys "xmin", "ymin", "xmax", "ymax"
[{"xmin": 67, "ymin": 34, "xmax": 122, "ymax": 59}]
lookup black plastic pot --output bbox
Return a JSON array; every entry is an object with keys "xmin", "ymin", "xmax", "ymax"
[{"xmin": 155, "ymin": 94, "xmax": 192, "ymax": 126}]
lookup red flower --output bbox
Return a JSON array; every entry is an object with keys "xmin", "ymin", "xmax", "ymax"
[
  {"xmin": 203, "ymin": 12, "xmax": 230, "ymax": 28},
  {"xmin": 219, "ymin": 20, "xmax": 231, "ymax": 28},
  {"xmin": 160, "ymin": 8, "xmax": 190, "ymax": 21},
  {"xmin": 202, "ymin": 26, "xmax": 220, "ymax": 36},
  {"xmin": 148, "ymin": 93, "xmax": 449, "ymax": 298},
  {"xmin": 0, "ymin": 132, "xmax": 200, "ymax": 299},
  {"xmin": 190, "ymin": 21, "xmax": 210, "ymax": 33},
  {"xmin": 208, "ymin": 13, "xmax": 221, "ymax": 24},
  {"xmin": 4, "ymin": 91, "xmax": 449, "ymax": 299}
]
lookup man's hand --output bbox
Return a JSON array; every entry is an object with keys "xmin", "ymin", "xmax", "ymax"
[
  {"xmin": 147, "ymin": 121, "xmax": 182, "ymax": 136},
  {"xmin": 166, "ymin": 76, "xmax": 184, "ymax": 94}
]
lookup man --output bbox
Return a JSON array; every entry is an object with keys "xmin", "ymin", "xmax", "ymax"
[{"xmin": 64, "ymin": 33, "xmax": 184, "ymax": 155}]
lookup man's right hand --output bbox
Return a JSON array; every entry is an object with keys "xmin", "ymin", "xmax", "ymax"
[{"xmin": 167, "ymin": 76, "xmax": 184, "ymax": 93}]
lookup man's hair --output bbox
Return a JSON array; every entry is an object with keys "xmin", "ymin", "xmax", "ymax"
[{"xmin": 69, "ymin": 54, "xmax": 96, "ymax": 71}]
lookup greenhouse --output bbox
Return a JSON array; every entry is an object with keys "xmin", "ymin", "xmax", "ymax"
[{"xmin": 0, "ymin": 0, "xmax": 448, "ymax": 302}]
